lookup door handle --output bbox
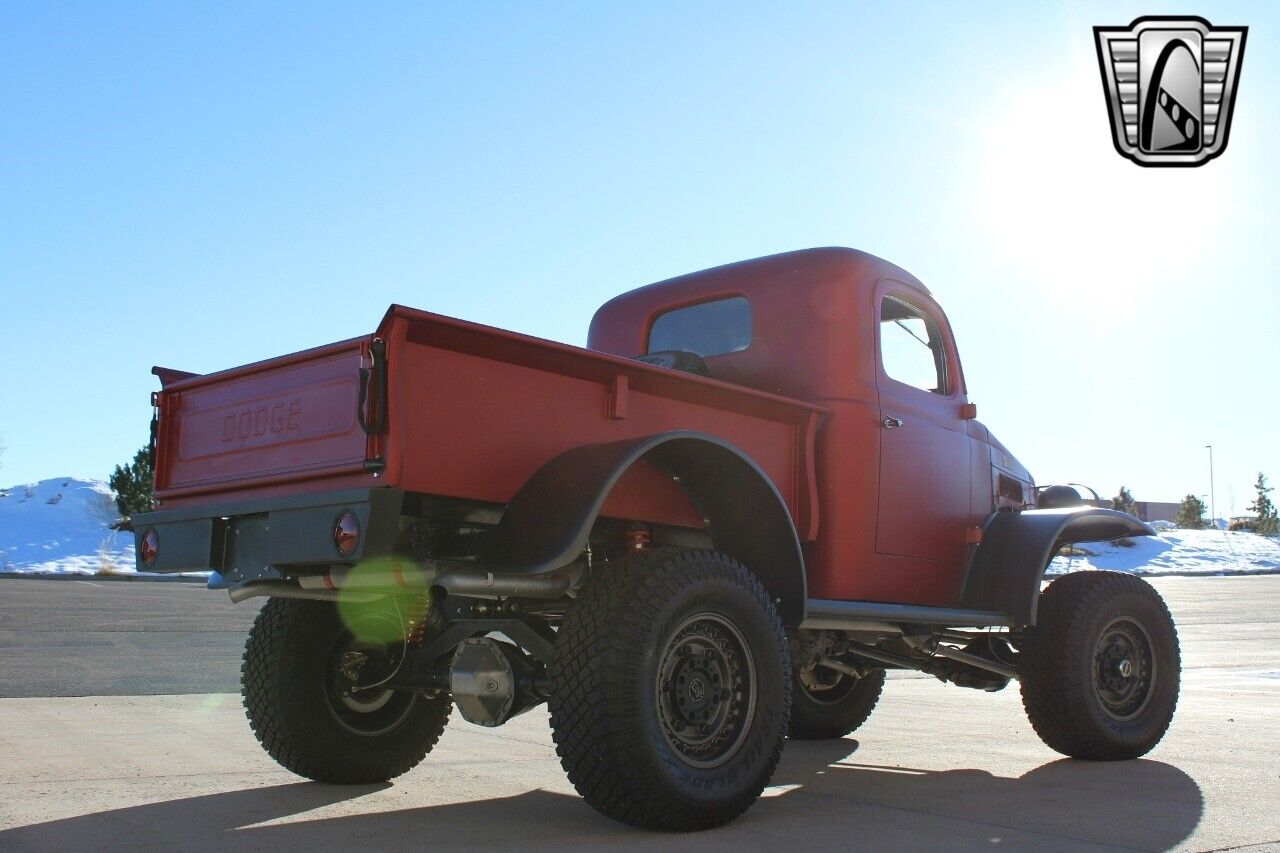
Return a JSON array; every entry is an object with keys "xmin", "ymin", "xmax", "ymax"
[{"xmin": 882, "ymin": 416, "xmax": 904, "ymax": 429}]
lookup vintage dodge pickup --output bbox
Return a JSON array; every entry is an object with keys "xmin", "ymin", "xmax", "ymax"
[{"xmin": 132, "ymin": 247, "xmax": 1178, "ymax": 830}]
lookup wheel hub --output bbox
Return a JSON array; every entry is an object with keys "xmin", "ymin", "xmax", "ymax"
[
  {"xmin": 1093, "ymin": 617, "xmax": 1156, "ymax": 721},
  {"xmin": 656, "ymin": 614, "xmax": 756, "ymax": 768},
  {"xmin": 798, "ymin": 661, "xmax": 860, "ymax": 704},
  {"xmin": 324, "ymin": 613, "xmax": 417, "ymax": 736}
]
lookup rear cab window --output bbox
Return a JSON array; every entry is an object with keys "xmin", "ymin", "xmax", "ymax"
[
  {"xmin": 648, "ymin": 296, "xmax": 751, "ymax": 357},
  {"xmin": 879, "ymin": 295, "xmax": 949, "ymax": 394}
]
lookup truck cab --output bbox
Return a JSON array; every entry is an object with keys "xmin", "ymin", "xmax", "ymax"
[{"xmin": 589, "ymin": 246, "xmax": 1033, "ymax": 607}]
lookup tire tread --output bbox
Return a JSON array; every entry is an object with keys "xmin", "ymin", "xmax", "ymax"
[
  {"xmin": 548, "ymin": 548, "xmax": 790, "ymax": 830},
  {"xmin": 241, "ymin": 597, "xmax": 451, "ymax": 783},
  {"xmin": 1020, "ymin": 570, "xmax": 1179, "ymax": 760}
]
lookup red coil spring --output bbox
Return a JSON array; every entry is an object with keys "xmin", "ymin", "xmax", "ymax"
[
  {"xmin": 624, "ymin": 525, "xmax": 651, "ymax": 552},
  {"xmin": 405, "ymin": 592, "xmax": 432, "ymax": 645}
]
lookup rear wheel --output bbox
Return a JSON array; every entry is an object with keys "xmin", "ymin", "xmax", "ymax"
[
  {"xmin": 241, "ymin": 597, "xmax": 451, "ymax": 783},
  {"xmin": 548, "ymin": 548, "xmax": 790, "ymax": 830},
  {"xmin": 789, "ymin": 664, "xmax": 885, "ymax": 740},
  {"xmin": 1020, "ymin": 571, "xmax": 1180, "ymax": 760}
]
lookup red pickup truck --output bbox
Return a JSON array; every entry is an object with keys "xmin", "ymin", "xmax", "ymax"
[{"xmin": 134, "ymin": 247, "xmax": 1179, "ymax": 830}]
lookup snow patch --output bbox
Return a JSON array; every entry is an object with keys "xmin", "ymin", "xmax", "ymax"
[
  {"xmin": 0, "ymin": 478, "xmax": 135, "ymax": 575},
  {"xmin": 1048, "ymin": 528, "xmax": 1280, "ymax": 577}
]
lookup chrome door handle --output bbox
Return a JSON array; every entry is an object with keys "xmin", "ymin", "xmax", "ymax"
[{"xmin": 882, "ymin": 416, "xmax": 904, "ymax": 429}]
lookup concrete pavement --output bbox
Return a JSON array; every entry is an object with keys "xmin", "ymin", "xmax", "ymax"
[{"xmin": 1, "ymin": 576, "xmax": 1278, "ymax": 851}]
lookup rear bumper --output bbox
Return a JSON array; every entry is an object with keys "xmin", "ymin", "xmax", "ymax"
[{"xmin": 130, "ymin": 488, "xmax": 406, "ymax": 585}]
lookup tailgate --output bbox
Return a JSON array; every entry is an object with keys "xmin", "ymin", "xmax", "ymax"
[{"xmin": 153, "ymin": 337, "xmax": 382, "ymax": 500}]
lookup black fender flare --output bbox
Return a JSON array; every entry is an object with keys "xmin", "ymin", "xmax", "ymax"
[
  {"xmin": 484, "ymin": 431, "xmax": 808, "ymax": 626},
  {"xmin": 959, "ymin": 507, "xmax": 1155, "ymax": 626}
]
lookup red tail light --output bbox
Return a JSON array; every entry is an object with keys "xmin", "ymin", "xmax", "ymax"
[
  {"xmin": 333, "ymin": 512, "xmax": 360, "ymax": 556},
  {"xmin": 140, "ymin": 529, "xmax": 159, "ymax": 567}
]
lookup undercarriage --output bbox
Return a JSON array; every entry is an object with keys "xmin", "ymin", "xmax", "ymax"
[{"xmin": 231, "ymin": 519, "xmax": 1178, "ymax": 831}]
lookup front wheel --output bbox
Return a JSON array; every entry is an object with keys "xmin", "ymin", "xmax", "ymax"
[
  {"xmin": 1020, "ymin": 571, "xmax": 1180, "ymax": 760},
  {"xmin": 548, "ymin": 548, "xmax": 790, "ymax": 831},
  {"xmin": 241, "ymin": 597, "xmax": 451, "ymax": 783}
]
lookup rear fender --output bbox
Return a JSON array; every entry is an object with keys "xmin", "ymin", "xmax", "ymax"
[
  {"xmin": 959, "ymin": 507, "xmax": 1155, "ymax": 626},
  {"xmin": 484, "ymin": 431, "xmax": 808, "ymax": 626}
]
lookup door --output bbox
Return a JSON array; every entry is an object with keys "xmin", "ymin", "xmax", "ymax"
[{"xmin": 874, "ymin": 289, "xmax": 972, "ymax": 570}]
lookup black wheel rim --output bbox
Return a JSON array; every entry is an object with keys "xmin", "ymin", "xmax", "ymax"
[
  {"xmin": 324, "ymin": 612, "xmax": 417, "ymax": 736},
  {"xmin": 655, "ymin": 613, "xmax": 757, "ymax": 770},
  {"xmin": 1092, "ymin": 617, "xmax": 1156, "ymax": 721},
  {"xmin": 797, "ymin": 664, "xmax": 859, "ymax": 705}
]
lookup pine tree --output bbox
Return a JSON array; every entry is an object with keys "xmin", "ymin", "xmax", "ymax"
[
  {"xmin": 1249, "ymin": 472, "xmax": 1278, "ymax": 535},
  {"xmin": 1110, "ymin": 485, "xmax": 1137, "ymax": 516},
  {"xmin": 109, "ymin": 444, "xmax": 154, "ymax": 517},
  {"xmin": 1174, "ymin": 494, "xmax": 1206, "ymax": 530}
]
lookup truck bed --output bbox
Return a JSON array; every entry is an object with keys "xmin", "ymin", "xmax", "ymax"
[{"xmin": 153, "ymin": 305, "xmax": 824, "ymax": 539}]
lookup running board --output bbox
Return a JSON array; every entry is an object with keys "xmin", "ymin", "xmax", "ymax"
[{"xmin": 801, "ymin": 599, "xmax": 1011, "ymax": 631}]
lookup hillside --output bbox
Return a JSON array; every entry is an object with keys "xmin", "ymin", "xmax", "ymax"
[
  {"xmin": 0, "ymin": 478, "xmax": 135, "ymax": 574},
  {"xmin": 1048, "ymin": 527, "xmax": 1280, "ymax": 576}
]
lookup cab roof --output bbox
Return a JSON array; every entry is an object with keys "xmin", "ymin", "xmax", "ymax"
[{"xmin": 587, "ymin": 247, "xmax": 933, "ymax": 400}]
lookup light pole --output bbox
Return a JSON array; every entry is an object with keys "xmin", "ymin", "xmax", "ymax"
[{"xmin": 1204, "ymin": 445, "xmax": 1216, "ymax": 529}]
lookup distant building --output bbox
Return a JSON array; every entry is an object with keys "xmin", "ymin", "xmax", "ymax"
[{"xmin": 1086, "ymin": 499, "xmax": 1181, "ymax": 522}]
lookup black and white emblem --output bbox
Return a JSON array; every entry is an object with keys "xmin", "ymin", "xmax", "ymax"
[{"xmin": 1095, "ymin": 17, "xmax": 1246, "ymax": 167}]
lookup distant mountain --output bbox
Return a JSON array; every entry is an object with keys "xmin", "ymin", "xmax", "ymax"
[{"xmin": 0, "ymin": 478, "xmax": 135, "ymax": 574}]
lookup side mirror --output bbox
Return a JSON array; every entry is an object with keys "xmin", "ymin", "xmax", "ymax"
[{"xmin": 960, "ymin": 402, "xmax": 978, "ymax": 420}]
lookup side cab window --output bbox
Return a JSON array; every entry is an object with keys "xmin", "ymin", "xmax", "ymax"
[{"xmin": 878, "ymin": 294, "xmax": 952, "ymax": 395}]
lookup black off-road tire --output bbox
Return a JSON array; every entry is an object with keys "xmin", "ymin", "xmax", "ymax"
[
  {"xmin": 1020, "ymin": 571, "xmax": 1180, "ymax": 760},
  {"xmin": 548, "ymin": 548, "xmax": 790, "ymax": 831},
  {"xmin": 789, "ymin": 666, "xmax": 885, "ymax": 740},
  {"xmin": 241, "ymin": 597, "xmax": 451, "ymax": 784}
]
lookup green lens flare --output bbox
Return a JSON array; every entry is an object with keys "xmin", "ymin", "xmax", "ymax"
[{"xmin": 334, "ymin": 558, "xmax": 407, "ymax": 644}]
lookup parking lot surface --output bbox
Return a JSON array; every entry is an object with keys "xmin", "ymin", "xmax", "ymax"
[{"xmin": 1, "ymin": 575, "xmax": 1277, "ymax": 851}]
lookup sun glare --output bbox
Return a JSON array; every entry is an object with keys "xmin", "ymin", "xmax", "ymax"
[{"xmin": 971, "ymin": 54, "xmax": 1236, "ymax": 314}]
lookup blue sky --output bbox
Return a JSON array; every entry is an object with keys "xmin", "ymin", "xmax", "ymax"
[{"xmin": 3, "ymin": 1, "xmax": 1277, "ymax": 517}]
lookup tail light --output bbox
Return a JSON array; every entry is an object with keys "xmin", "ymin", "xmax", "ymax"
[
  {"xmin": 333, "ymin": 511, "xmax": 360, "ymax": 556},
  {"xmin": 140, "ymin": 528, "xmax": 159, "ymax": 567}
]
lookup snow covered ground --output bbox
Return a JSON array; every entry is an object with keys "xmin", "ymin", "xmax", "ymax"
[
  {"xmin": 0, "ymin": 478, "xmax": 136, "ymax": 574},
  {"xmin": 1048, "ymin": 527, "xmax": 1280, "ymax": 577}
]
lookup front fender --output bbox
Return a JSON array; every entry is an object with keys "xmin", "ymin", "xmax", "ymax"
[{"xmin": 959, "ymin": 507, "xmax": 1155, "ymax": 626}]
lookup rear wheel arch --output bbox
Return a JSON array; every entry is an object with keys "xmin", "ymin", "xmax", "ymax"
[{"xmin": 485, "ymin": 431, "xmax": 808, "ymax": 627}]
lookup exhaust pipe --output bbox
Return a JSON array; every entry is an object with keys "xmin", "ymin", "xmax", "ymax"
[
  {"xmin": 434, "ymin": 571, "xmax": 570, "ymax": 599},
  {"xmin": 295, "ymin": 562, "xmax": 574, "ymax": 600},
  {"xmin": 296, "ymin": 562, "xmax": 432, "ymax": 592},
  {"xmin": 227, "ymin": 580, "xmax": 386, "ymax": 604}
]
